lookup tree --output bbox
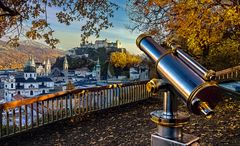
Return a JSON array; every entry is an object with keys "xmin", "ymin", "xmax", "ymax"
[
  {"xmin": 110, "ymin": 51, "xmax": 142, "ymax": 69},
  {"xmin": 127, "ymin": 0, "xmax": 240, "ymax": 69},
  {"xmin": 66, "ymin": 81, "xmax": 75, "ymax": 90},
  {"xmin": 0, "ymin": 0, "xmax": 118, "ymax": 48}
]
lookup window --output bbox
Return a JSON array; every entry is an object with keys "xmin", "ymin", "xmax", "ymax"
[
  {"xmin": 11, "ymin": 94, "xmax": 13, "ymax": 97},
  {"xmin": 18, "ymin": 91, "xmax": 20, "ymax": 95},
  {"xmin": 42, "ymin": 90, "xmax": 45, "ymax": 94},
  {"xmin": 30, "ymin": 90, "xmax": 33, "ymax": 95},
  {"xmin": 11, "ymin": 84, "xmax": 13, "ymax": 88},
  {"xmin": 30, "ymin": 74, "xmax": 32, "ymax": 78},
  {"xmin": 5, "ymin": 93, "xmax": 7, "ymax": 96}
]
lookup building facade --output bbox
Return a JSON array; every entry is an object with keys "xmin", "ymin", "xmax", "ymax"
[
  {"xmin": 26, "ymin": 57, "xmax": 52, "ymax": 76},
  {"xmin": 4, "ymin": 57, "xmax": 54, "ymax": 101}
]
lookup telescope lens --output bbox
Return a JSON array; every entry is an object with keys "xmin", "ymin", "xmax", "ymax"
[{"xmin": 198, "ymin": 102, "xmax": 214, "ymax": 117}]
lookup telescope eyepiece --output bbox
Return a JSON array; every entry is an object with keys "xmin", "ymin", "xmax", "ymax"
[{"xmin": 191, "ymin": 98, "xmax": 214, "ymax": 117}]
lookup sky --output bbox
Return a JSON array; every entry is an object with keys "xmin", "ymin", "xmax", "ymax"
[{"xmin": 47, "ymin": 1, "xmax": 142, "ymax": 54}]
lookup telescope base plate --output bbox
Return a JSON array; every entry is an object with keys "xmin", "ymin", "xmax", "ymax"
[{"xmin": 151, "ymin": 132, "xmax": 199, "ymax": 146}]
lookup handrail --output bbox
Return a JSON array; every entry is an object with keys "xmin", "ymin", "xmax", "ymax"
[
  {"xmin": 215, "ymin": 65, "xmax": 240, "ymax": 81},
  {"xmin": 0, "ymin": 81, "xmax": 148, "ymax": 110},
  {"xmin": 0, "ymin": 80, "xmax": 151, "ymax": 139},
  {"xmin": 216, "ymin": 65, "xmax": 240, "ymax": 76}
]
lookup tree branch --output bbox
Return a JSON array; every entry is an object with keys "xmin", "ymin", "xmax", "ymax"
[{"xmin": 0, "ymin": 1, "xmax": 19, "ymax": 16}]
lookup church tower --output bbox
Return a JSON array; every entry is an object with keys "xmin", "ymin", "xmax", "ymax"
[
  {"xmin": 45, "ymin": 58, "xmax": 51, "ymax": 76},
  {"xmin": 96, "ymin": 58, "xmax": 101, "ymax": 81},
  {"xmin": 63, "ymin": 56, "xmax": 69, "ymax": 71},
  {"xmin": 63, "ymin": 56, "xmax": 69, "ymax": 83}
]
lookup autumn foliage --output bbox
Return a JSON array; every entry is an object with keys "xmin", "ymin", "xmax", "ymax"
[
  {"xmin": 110, "ymin": 52, "xmax": 142, "ymax": 69},
  {"xmin": 128, "ymin": 0, "xmax": 240, "ymax": 69},
  {"xmin": 0, "ymin": 0, "xmax": 118, "ymax": 48}
]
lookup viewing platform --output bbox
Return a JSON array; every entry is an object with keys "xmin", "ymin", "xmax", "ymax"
[{"xmin": 0, "ymin": 81, "xmax": 239, "ymax": 145}]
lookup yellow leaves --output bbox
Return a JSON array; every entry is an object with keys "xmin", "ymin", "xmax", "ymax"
[
  {"xmin": 148, "ymin": 0, "xmax": 240, "ymax": 59},
  {"xmin": 110, "ymin": 52, "xmax": 142, "ymax": 69},
  {"xmin": 66, "ymin": 81, "xmax": 75, "ymax": 90},
  {"xmin": 110, "ymin": 52, "xmax": 127, "ymax": 68}
]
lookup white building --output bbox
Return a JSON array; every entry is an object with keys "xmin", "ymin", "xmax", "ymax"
[
  {"xmin": 35, "ymin": 59, "xmax": 51, "ymax": 76},
  {"xmin": 129, "ymin": 66, "xmax": 149, "ymax": 81},
  {"xmin": 92, "ymin": 58, "xmax": 101, "ymax": 81},
  {"xmin": 4, "ymin": 58, "xmax": 54, "ymax": 102}
]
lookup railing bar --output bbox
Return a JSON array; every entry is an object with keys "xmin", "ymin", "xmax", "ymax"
[
  {"xmin": 92, "ymin": 92, "xmax": 95, "ymax": 111},
  {"xmin": 110, "ymin": 89, "xmax": 113, "ymax": 108},
  {"xmin": 41, "ymin": 101, "xmax": 44, "ymax": 125},
  {"xmin": 97, "ymin": 91, "xmax": 100, "ymax": 110},
  {"xmin": 137, "ymin": 85, "xmax": 139, "ymax": 101},
  {"xmin": 83, "ymin": 92, "xmax": 85, "ymax": 113},
  {"xmin": 85, "ymin": 92, "xmax": 89, "ymax": 112},
  {"xmin": 114, "ymin": 88, "xmax": 116, "ymax": 107},
  {"xmin": 51, "ymin": 99, "xmax": 54, "ymax": 123},
  {"xmin": 122, "ymin": 87, "xmax": 125, "ymax": 105},
  {"xmin": 36, "ymin": 102, "xmax": 39, "ymax": 127},
  {"xmin": 79, "ymin": 93, "xmax": 81, "ymax": 114},
  {"xmin": 101, "ymin": 91, "xmax": 103, "ymax": 110},
  {"xmin": 47, "ymin": 100, "xmax": 49, "ymax": 124},
  {"xmin": 89, "ymin": 92, "xmax": 93, "ymax": 111},
  {"xmin": 60, "ymin": 96, "xmax": 64, "ymax": 119},
  {"xmin": 25, "ymin": 105, "xmax": 28, "ymax": 130},
  {"xmin": 70, "ymin": 94, "xmax": 73, "ymax": 116},
  {"xmin": 128, "ymin": 86, "xmax": 130, "ymax": 103},
  {"xmin": 19, "ymin": 106, "xmax": 22, "ymax": 132},
  {"xmin": 75, "ymin": 94, "xmax": 81, "ymax": 115},
  {"xmin": 66, "ymin": 95, "xmax": 68, "ymax": 118},
  {"xmin": 12, "ymin": 108, "xmax": 15, "ymax": 134},
  {"xmin": 133, "ymin": 85, "xmax": 135, "ymax": 102},
  {"xmin": 6, "ymin": 110, "xmax": 9, "ymax": 136},
  {"xmin": 126, "ymin": 86, "xmax": 130, "ymax": 103},
  {"xmin": 80, "ymin": 94, "xmax": 84, "ymax": 113},
  {"xmin": 30, "ymin": 104, "xmax": 33, "ymax": 128},
  {"xmin": 104, "ymin": 90, "xmax": 106, "ymax": 109},
  {"xmin": 0, "ymin": 107, "xmax": 2, "ymax": 137},
  {"xmin": 74, "ymin": 93, "xmax": 76, "ymax": 115},
  {"xmin": 56, "ymin": 98, "xmax": 58, "ymax": 121},
  {"xmin": 115, "ymin": 87, "xmax": 120, "ymax": 106}
]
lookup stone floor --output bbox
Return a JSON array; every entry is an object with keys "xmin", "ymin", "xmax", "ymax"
[{"xmin": 0, "ymin": 97, "xmax": 240, "ymax": 146}]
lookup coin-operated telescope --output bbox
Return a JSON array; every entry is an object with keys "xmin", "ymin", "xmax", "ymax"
[{"xmin": 136, "ymin": 34, "xmax": 238, "ymax": 146}]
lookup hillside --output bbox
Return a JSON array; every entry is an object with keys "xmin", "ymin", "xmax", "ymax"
[
  {"xmin": 53, "ymin": 47, "xmax": 123, "ymax": 79},
  {"xmin": 0, "ymin": 40, "xmax": 64, "ymax": 70}
]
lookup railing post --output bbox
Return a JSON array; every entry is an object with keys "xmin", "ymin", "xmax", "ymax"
[{"xmin": 0, "ymin": 105, "xmax": 3, "ymax": 138}]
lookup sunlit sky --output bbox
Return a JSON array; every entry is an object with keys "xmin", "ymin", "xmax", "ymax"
[{"xmin": 47, "ymin": 1, "xmax": 142, "ymax": 54}]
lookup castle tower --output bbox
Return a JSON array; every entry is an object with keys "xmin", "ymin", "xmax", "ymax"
[
  {"xmin": 96, "ymin": 58, "xmax": 101, "ymax": 81},
  {"xmin": 45, "ymin": 58, "xmax": 51, "ymax": 75}
]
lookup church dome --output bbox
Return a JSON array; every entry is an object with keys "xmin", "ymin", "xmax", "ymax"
[
  {"xmin": 24, "ymin": 65, "xmax": 36, "ymax": 72},
  {"xmin": 24, "ymin": 56, "xmax": 36, "ymax": 72}
]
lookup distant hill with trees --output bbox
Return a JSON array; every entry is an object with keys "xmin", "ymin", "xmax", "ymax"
[
  {"xmin": 53, "ymin": 46, "xmax": 144, "ymax": 79},
  {"xmin": 0, "ymin": 40, "xmax": 64, "ymax": 70}
]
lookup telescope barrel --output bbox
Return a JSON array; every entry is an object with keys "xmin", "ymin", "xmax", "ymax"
[
  {"xmin": 136, "ymin": 34, "xmax": 222, "ymax": 116},
  {"xmin": 169, "ymin": 44, "xmax": 216, "ymax": 81}
]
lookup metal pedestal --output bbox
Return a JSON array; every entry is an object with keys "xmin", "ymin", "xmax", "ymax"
[{"xmin": 151, "ymin": 91, "xmax": 200, "ymax": 146}]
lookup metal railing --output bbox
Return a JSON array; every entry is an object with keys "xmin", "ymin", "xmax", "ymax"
[
  {"xmin": 215, "ymin": 65, "xmax": 240, "ymax": 82},
  {"xmin": 0, "ymin": 81, "xmax": 151, "ymax": 139}
]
